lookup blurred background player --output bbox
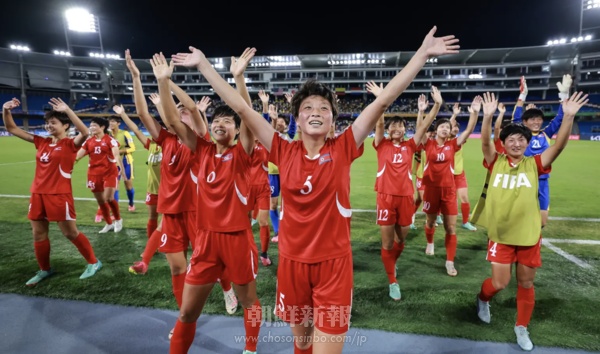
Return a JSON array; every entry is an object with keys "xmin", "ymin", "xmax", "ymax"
[
  {"xmin": 2, "ymin": 97, "xmax": 102, "ymax": 285},
  {"xmin": 493, "ymin": 103, "xmax": 508, "ymax": 154},
  {"xmin": 76, "ymin": 117, "xmax": 125, "ymax": 233},
  {"xmin": 472, "ymin": 91, "xmax": 587, "ymax": 351},
  {"xmin": 108, "ymin": 115, "xmax": 136, "ymax": 211}
]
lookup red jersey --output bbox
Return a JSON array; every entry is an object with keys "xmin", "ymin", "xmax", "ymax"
[
  {"xmin": 195, "ymin": 138, "xmax": 252, "ymax": 232},
  {"xmin": 154, "ymin": 128, "xmax": 198, "ymax": 214},
  {"xmin": 81, "ymin": 134, "xmax": 120, "ymax": 176},
  {"xmin": 269, "ymin": 127, "xmax": 364, "ymax": 264},
  {"xmin": 249, "ymin": 143, "xmax": 269, "ymax": 186},
  {"xmin": 421, "ymin": 138, "xmax": 461, "ymax": 188},
  {"xmin": 494, "ymin": 139, "xmax": 506, "ymax": 155},
  {"xmin": 373, "ymin": 138, "xmax": 417, "ymax": 196},
  {"xmin": 30, "ymin": 135, "xmax": 80, "ymax": 194}
]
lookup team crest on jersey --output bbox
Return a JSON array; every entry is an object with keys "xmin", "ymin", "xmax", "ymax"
[
  {"xmin": 444, "ymin": 146, "xmax": 450, "ymax": 151},
  {"xmin": 101, "ymin": 143, "xmax": 106, "ymax": 146},
  {"xmin": 222, "ymin": 153, "xmax": 233, "ymax": 162},
  {"xmin": 319, "ymin": 153, "xmax": 332, "ymax": 165},
  {"xmin": 401, "ymin": 146, "xmax": 407, "ymax": 151},
  {"xmin": 54, "ymin": 147, "xmax": 62, "ymax": 151}
]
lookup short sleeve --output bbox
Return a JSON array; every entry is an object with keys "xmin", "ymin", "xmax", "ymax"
[
  {"xmin": 483, "ymin": 154, "xmax": 499, "ymax": 171},
  {"xmin": 534, "ymin": 155, "xmax": 552, "ymax": 176},
  {"xmin": 372, "ymin": 138, "xmax": 389, "ymax": 151},
  {"xmin": 494, "ymin": 139, "xmax": 503, "ymax": 153},
  {"xmin": 235, "ymin": 140, "xmax": 252, "ymax": 166},
  {"xmin": 334, "ymin": 126, "xmax": 362, "ymax": 164},
  {"xmin": 144, "ymin": 138, "xmax": 151, "ymax": 150},
  {"xmin": 110, "ymin": 138, "xmax": 119, "ymax": 148},
  {"xmin": 203, "ymin": 132, "xmax": 211, "ymax": 141},
  {"xmin": 406, "ymin": 138, "xmax": 418, "ymax": 153},
  {"xmin": 195, "ymin": 132, "xmax": 214, "ymax": 155},
  {"xmin": 269, "ymin": 132, "xmax": 293, "ymax": 167},
  {"xmin": 33, "ymin": 135, "xmax": 46, "ymax": 150},
  {"xmin": 154, "ymin": 128, "xmax": 171, "ymax": 146},
  {"xmin": 450, "ymin": 138, "xmax": 461, "ymax": 152}
]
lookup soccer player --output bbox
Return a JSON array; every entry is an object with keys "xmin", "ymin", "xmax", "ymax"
[
  {"xmin": 419, "ymin": 95, "xmax": 480, "ymax": 277},
  {"xmin": 76, "ymin": 117, "xmax": 126, "ymax": 233},
  {"xmin": 2, "ymin": 97, "xmax": 102, "ymax": 285},
  {"xmin": 369, "ymin": 81, "xmax": 439, "ymax": 301},
  {"xmin": 511, "ymin": 75, "xmax": 572, "ymax": 228},
  {"xmin": 472, "ymin": 91, "xmax": 587, "ymax": 351},
  {"xmin": 108, "ymin": 115, "xmax": 136, "ymax": 211},
  {"xmin": 412, "ymin": 94, "xmax": 436, "ymax": 230},
  {"xmin": 172, "ymin": 27, "xmax": 459, "ymax": 353},
  {"xmin": 493, "ymin": 103, "xmax": 507, "ymax": 154}
]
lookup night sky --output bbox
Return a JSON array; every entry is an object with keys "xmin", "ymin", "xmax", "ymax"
[{"xmin": 0, "ymin": 0, "xmax": 591, "ymax": 59}]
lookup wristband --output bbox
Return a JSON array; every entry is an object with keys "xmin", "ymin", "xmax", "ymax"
[
  {"xmin": 518, "ymin": 94, "xmax": 527, "ymax": 101},
  {"xmin": 558, "ymin": 92, "xmax": 569, "ymax": 102}
]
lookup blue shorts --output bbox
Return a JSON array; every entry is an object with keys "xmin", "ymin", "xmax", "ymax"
[
  {"xmin": 538, "ymin": 178, "xmax": 549, "ymax": 211},
  {"xmin": 118, "ymin": 161, "xmax": 134, "ymax": 180},
  {"xmin": 269, "ymin": 174, "xmax": 280, "ymax": 197}
]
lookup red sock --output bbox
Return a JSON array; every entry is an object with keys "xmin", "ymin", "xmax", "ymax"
[
  {"xmin": 169, "ymin": 320, "xmax": 196, "ymax": 354},
  {"xmin": 244, "ymin": 299, "xmax": 262, "ymax": 352},
  {"xmin": 99, "ymin": 203, "xmax": 112, "ymax": 225},
  {"xmin": 425, "ymin": 226, "xmax": 435, "ymax": 244},
  {"xmin": 70, "ymin": 233, "xmax": 97, "ymax": 264},
  {"xmin": 260, "ymin": 225, "xmax": 270, "ymax": 253},
  {"xmin": 392, "ymin": 241, "xmax": 405, "ymax": 261},
  {"xmin": 445, "ymin": 234, "xmax": 457, "ymax": 262},
  {"xmin": 295, "ymin": 343, "xmax": 313, "ymax": 353},
  {"xmin": 34, "ymin": 239, "xmax": 51, "ymax": 271},
  {"xmin": 478, "ymin": 278, "xmax": 500, "ymax": 302},
  {"xmin": 461, "ymin": 203, "xmax": 470, "ymax": 224},
  {"xmin": 219, "ymin": 269, "xmax": 232, "ymax": 292},
  {"xmin": 516, "ymin": 285, "xmax": 535, "ymax": 327},
  {"xmin": 381, "ymin": 248, "xmax": 397, "ymax": 284},
  {"xmin": 437, "ymin": 210, "xmax": 441, "ymax": 216},
  {"xmin": 96, "ymin": 207, "xmax": 102, "ymax": 217},
  {"xmin": 142, "ymin": 229, "xmax": 162, "ymax": 265},
  {"xmin": 108, "ymin": 199, "xmax": 121, "ymax": 220},
  {"xmin": 172, "ymin": 273, "xmax": 186, "ymax": 309},
  {"xmin": 413, "ymin": 200, "xmax": 421, "ymax": 215},
  {"xmin": 147, "ymin": 219, "xmax": 158, "ymax": 239}
]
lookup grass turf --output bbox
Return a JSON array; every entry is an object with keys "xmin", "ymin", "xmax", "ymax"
[{"xmin": 0, "ymin": 136, "xmax": 599, "ymax": 350}]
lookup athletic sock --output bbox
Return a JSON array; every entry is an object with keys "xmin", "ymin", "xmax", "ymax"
[
  {"xmin": 425, "ymin": 226, "xmax": 435, "ymax": 244},
  {"xmin": 461, "ymin": 203, "xmax": 470, "ymax": 224},
  {"xmin": 142, "ymin": 229, "xmax": 162, "ymax": 265},
  {"xmin": 34, "ymin": 239, "xmax": 51, "ymax": 271},
  {"xmin": 478, "ymin": 278, "xmax": 500, "ymax": 302},
  {"xmin": 295, "ymin": 344, "xmax": 313, "ymax": 354},
  {"xmin": 70, "ymin": 233, "xmax": 98, "ymax": 264},
  {"xmin": 381, "ymin": 248, "xmax": 397, "ymax": 284},
  {"xmin": 147, "ymin": 219, "xmax": 158, "ymax": 239},
  {"xmin": 109, "ymin": 199, "xmax": 121, "ymax": 220},
  {"xmin": 260, "ymin": 225, "xmax": 270, "ymax": 253},
  {"xmin": 169, "ymin": 320, "xmax": 196, "ymax": 354},
  {"xmin": 270, "ymin": 210, "xmax": 279, "ymax": 234},
  {"xmin": 244, "ymin": 299, "xmax": 262, "ymax": 352},
  {"xmin": 96, "ymin": 207, "xmax": 103, "ymax": 217},
  {"xmin": 219, "ymin": 271, "xmax": 232, "ymax": 292},
  {"xmin": 100, "ymin": 203, "xmax": 113, "ymax": 225},
  {"xmin": 392, "ymin": 241, "xmax": 405, "ymax": 261},
  {"xmin": 445, "ymin": 234, "xmax": 457, "ymax": 262},
  {"xmin": 516, "ymin": 285, "xmax": 535, "ymax": 327},
  {"xmin": 413, "ymin": 200, "xmax": 421, "ymax": 215},
  {"xmin": 127, "ymin": 188, "xmax": 135, "ymax": 206},
  {"xmin": 114, "ymin": 190, "xmax": 119, "ymax": 202},
  {"xmin": 172, "ymin": 273, "xmax": 186, "ymax": 309}
]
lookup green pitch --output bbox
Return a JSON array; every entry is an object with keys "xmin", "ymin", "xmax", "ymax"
[{"xmin": 0, "ymin": 136, "xmax": 599, "ymax": 350}]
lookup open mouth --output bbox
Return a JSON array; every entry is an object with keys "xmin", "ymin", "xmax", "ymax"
[
  {"xmin": 214, "ymin": 128, "xmax": 225, "ymax": 135},
  {"xmin": 308, "ymin": 120, "xmax": 323, "ymax": 127}
]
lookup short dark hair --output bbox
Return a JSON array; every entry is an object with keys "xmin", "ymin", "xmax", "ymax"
[
  {"xmin": 90, "ymin": 117, "xmax": 109, "ymax": 133},
  {"xmin": 108, "ymin": 116, "xmax": 121, "ymax": 123},
  {"xmin": 521, "ymin": 108, "xmax": 544, "ymax": 122},
  {"xmin": 499, "ymin": 123, "xmax": 532, "ymax": 143},
  {"xmin": 434, "ymin": 118, "xmax": 452, "ymax": 132},
  {"xmin": 385, "ymin": 116, "xmax": 406, "ymax": 130},
  {"xmin": 500, "ymin": 119, "xmax": 512, "ymax": 129},
  {"xmin": 44, "ymin": 111, "xmax": 70, "ymax": 129},
  {"xmin": 427, "ymin": 124, "xmax": 435, "ymax": 133},
  {"xmin": 453, "ymin": 121, "xmax": 461, "ymax": 129},
  {"xmin": 291, "ymin": 79, "xmax": 339, "ymax": 121},
  {"xmin": 212, "ymin": 105, "xmax": 240, "ymax": 128}
]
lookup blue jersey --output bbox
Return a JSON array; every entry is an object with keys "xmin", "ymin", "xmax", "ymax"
[{"xmin": 512, "ymin": 105, "xmax": 563, "ymax": 179}]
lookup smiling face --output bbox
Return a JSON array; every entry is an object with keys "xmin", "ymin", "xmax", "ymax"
[
  {"xmin": 436, "ymin": 122, "xmax": 452, "ymax": 140},
  {"xmin": 502, "ymin": 133, "xmax": 529, "ymax": 159},
  {"xmin": 211, "ymin": 114, "xmax": 238, "ymax": 145},
  {"xmin": 297, "ymin": 95, "xmax": 333, "ymax": 138},
  {"xmin": 276, "ymin": 118, "xmax": 288, "ymax": 133},
  {"xmin": 523, "ymin": 116, "xmax": 543, "ymax": 133},
  {"xmin": 89, "ymin": 122, "xmax": 102, "ymax": 136},
  {"xmin": 451, "ymin": 123, "xmax": 459, "ymax": 137},
  {"xmin": 108, "ymin": 119, "xmax": 120, "ymax": 131},
  {"xmin": 387, "ymin": 121, "xmax": 406, "ymax": 142},
  {"xmin": 45, "ymin": 117, "xmax": 69, "ymax": 136}
]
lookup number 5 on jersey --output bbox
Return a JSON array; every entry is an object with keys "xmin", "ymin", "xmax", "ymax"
[{"xmin": 301, "ymin": 176, "xmax": 313, "ymax": 195}]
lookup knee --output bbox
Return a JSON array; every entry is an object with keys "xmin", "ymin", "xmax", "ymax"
[
  {"xmin": 295, "ymin": 340, "xmax": 312, "ymax": 351},
  {"xmin": 517, "ymin": 279, "xmax": 534, "ymax": 289},
  {"xmin": 105, "ymin": 197, "xmax": 113, "ymax": 203},
  {"xmin": 169, "ymin": 264, "xmax": 187, "ymax": 275},
  {"xmin": 425, "ymin": 219, "xmax": 436, "ymax": 229},
  {"xmin": 178, "ymin": 308, "xmax": 199, "ymax": 323},
  {"xmin": 239, "ymin": 294, "xmax": 258, "ymax": 309},
  {"xmin": 491, "ymin": 278, "xmax": 509, "ymax": 291},
  {"xmin": 444, "ymin": 223, "xmax": 456, "ymax": 234},
  {"xmin": 32, "ymin": 230, "xmax": 48, "ymax": 242},
  {"xmin": 258, "ymin": 219, "xmax": 269, "ymax": 227},
  {"xmin": 63, "ymin": 229, "xmax": 80, "ymax": 240}
]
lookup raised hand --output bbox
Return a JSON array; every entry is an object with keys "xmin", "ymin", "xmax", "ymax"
[
  {"xmin": 125, "ymin": 49, "xmax": 140, "ymax": 78},
  {"xmin": 419, "ymin": 26, "xmax": 460, "ymax": 58},
  {"xmin": 150, "ymin": 53, "xmax": 174, "ymax": 80},
  {"xmin": 562, "ymin": 91, "xmax": 589, "ymax": 117},
  {"xmin": 258, "ymin": 90, "xmax": 269, "ymax": 104},
  {"xmin": 49, "ymin": 98, "xmax": 70, "ymax": 112},
  {"xmin": 112, "ymin": 104, "xmax": 125, "ymax": 115},
  {"xmin": 417, "ymin": 94, "xmax": 429, "ymax": 111},
  {"xmin": 453, "ymin": 102, "xmax": 461, "ymax": 115},
  {"xmin": 268, "ymin": 104, "xmax": 278, "ymax": 120},
  {"xmin": 482, "ymin": 92, "xmax": 498, "ymax": 115},
  {"xmin": 172, "ymin": 46, "xmax": 206, "ymax": 68},
  {"xmin": 366, "ymin": 80, "xmax": 384, "ymax": 97},
  {"xmin": 498, "ymin": 102, "xmax": 506, "ymax": 114},
  {"xmin": 196, "ymin": 96, "xmax": 212, "ymax": 113},
  {"xmin": 3, "ymin": 98, "xmax": 20, "ymax": 110},
  {"xmin": 525, "ymin": 103, "xmax": 537, "ymax": 110},
  {"xmin": 557, "ymin": 74, "xmax": 572, "ymax": 95},
  {"xmin": 430, "ymin": 86, "xmax": 443, "ymax": 105},
  {"xmin": 285, "ymin": 93, "xmax": 293, "ymax": 104},
  {"xmin": 149, "ymin": 93, "xmax": 161, "ymax": 105},
  {"xmin": 468, "ymin": 96, "xmax": 483, "ymax": 113},
  {"xmin": 230, "ymin": 47, "xmax": 256, "ymax": 78},
  {"xmin": 519, "ymin": 76, "xmax": 528, "ymax": 99}
]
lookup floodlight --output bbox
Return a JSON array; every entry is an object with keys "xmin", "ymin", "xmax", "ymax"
[
  {"xmin": 547, "ymin": 41, "xmax": 553, "ymax": 45},
  {"xmin": 559, "ymin": 38, "xmax": 566, "ymax": 44},
  {"xmin": 571, "ymin": 38, "xmax": 577, "ymax": 42},
  {"xmin": 578, "ymin": 36, "xmax": 584, "ymax": 41},
  {"xmin": 585, "ymin": 35, "xmax": 592, "ymax": 40},
  {"xmin": 65, "ymin": 8, "xmax": 97, "ymax": 33}
]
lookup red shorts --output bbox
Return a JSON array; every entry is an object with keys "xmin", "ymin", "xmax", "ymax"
[
  {"xmin": 423, "ymin": 186, "xmax": 457, "ymax": 215},
  {"xmin": 247, "ymin": 183, "xmax": 270, "ymax": 213},
  {"xmin": 87, "ymin": 174, "xmax": 118, "ymax": 193},
  {"xmin": 416, "ymin": 177, "xmax": 425, "ymax": 191},
  {"xmin": 376, "ymin": 193, "xmax": 414, "ymax": 226},
  {"xmin": 145, "ymin": 193, "xmax": 158, "ymax": 206},
  {"xmin": 28, "ymin": 193, "xmax": 76, "ymax": 222},
  {"xmin": 186, "ymin": 229, "xmax": 258, "ymax": 286},
  {"xmin": 275, "ymin": 253, "xmax": 353, "ymax": 335},
  {"xmin": 159, "ymin": 211, "xmax": 197, "ymax": 253},
  {"xmin": 486, "ymin": 237, "xmax": 542, "ymax": 268},
  {"xmin": 454, "ymin": 171, "xmax": 468, "ymax": 189}
]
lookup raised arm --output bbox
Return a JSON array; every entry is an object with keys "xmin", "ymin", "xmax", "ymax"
[
  {"xmin": 169, "ymin": 81, "xmax": 207, "ymax": 137},
  {"xmin": 230, "ymin": 48, "xmax": 255, "ymax": 155},
  {"xmin": 367, "ymin": 81, "xmax": 386, "ymax": 146},
  {"xmin": 351, "ymin": 27, "xmax": 459, "ymax": 147},
  {"xmin": 2, "ymin": 98, "xmax": 34, "ymax": 143},
  {"xmin": 269, "ymin": 104, "xmax": 278, "ymax": 130},
  {"xmin": 450, "ymin": 102, "xmax": 460, "ymax": 126},
  {"xmin": 542, "ymin": 75, "xmax": 572, "ymax": 137},
  {"xmin": 113, "ymin": 104, "xmax": 148, "ymax": 146},
  {"xmin": 493, "ymin": 103, "xmax": 506, "ymax": 142},
  {"xmin": 151, "ymin": 53, "xmax": 197, "ymax": 151},
  {"xmin": 196, "ymin": 96, "xmax": 211, "ymax": 136},
  {"xmin": 541, "ymin": 92, "xmax": 587, "ymax": 168},
  {"xmin": 415, "ymin": 94, "xmax": 428, "ymax": 130},
  {"xmin": 480, "ymin": 92, "xmax": 498, "ymax": 165},
  {"xmin": 127, "ymin": 50, "xmax": 161, "ymax": 140},
  {"xmin": 414, "ymin": 87, "xmax": 441, "ymax": 145},
  {"xmin": 512, "ymin": 76, "xmax": 527, "ymax": 123},
  {"xmin": 149, "ymin": 93, "xmax": 167, "ymax": 126},
  {"xmin": 49, "ymin": 98, "xmax": 89, "ymax": 146},
  {"xmin": 285, "ymin": 93, "xmax": 297, "ymax": 140},
  {"xmin": 456, "ymin": 95, "xmax": 482, "ymax": 146},
  {"xmin": 172, "ymin": 47, "xmax": 276, "ymax": 151},
  {"xmin": 258, "ymin": 90, "xmax": 269, "ymax": 114}
]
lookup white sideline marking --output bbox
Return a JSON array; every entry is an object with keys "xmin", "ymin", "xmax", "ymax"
[
  {"xmin": 544, "ymin": 239, "xmax": 600, "ymax": 245},
  {"xmin": 542, "ymin": 240, "xmax": 593, "ymax": 269},
  {"xmin": 0, "ymin": 160, "xmax": 35, "ymax": 166}
]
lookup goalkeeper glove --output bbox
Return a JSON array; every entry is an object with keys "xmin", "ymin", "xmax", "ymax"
[
  {"xmin": 518, "ymin": 76, "xmax": 528, "ymax": 101},
  {"xmin": 557, "ymin": 74, "xmax": 572, "ymax": 102}
]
